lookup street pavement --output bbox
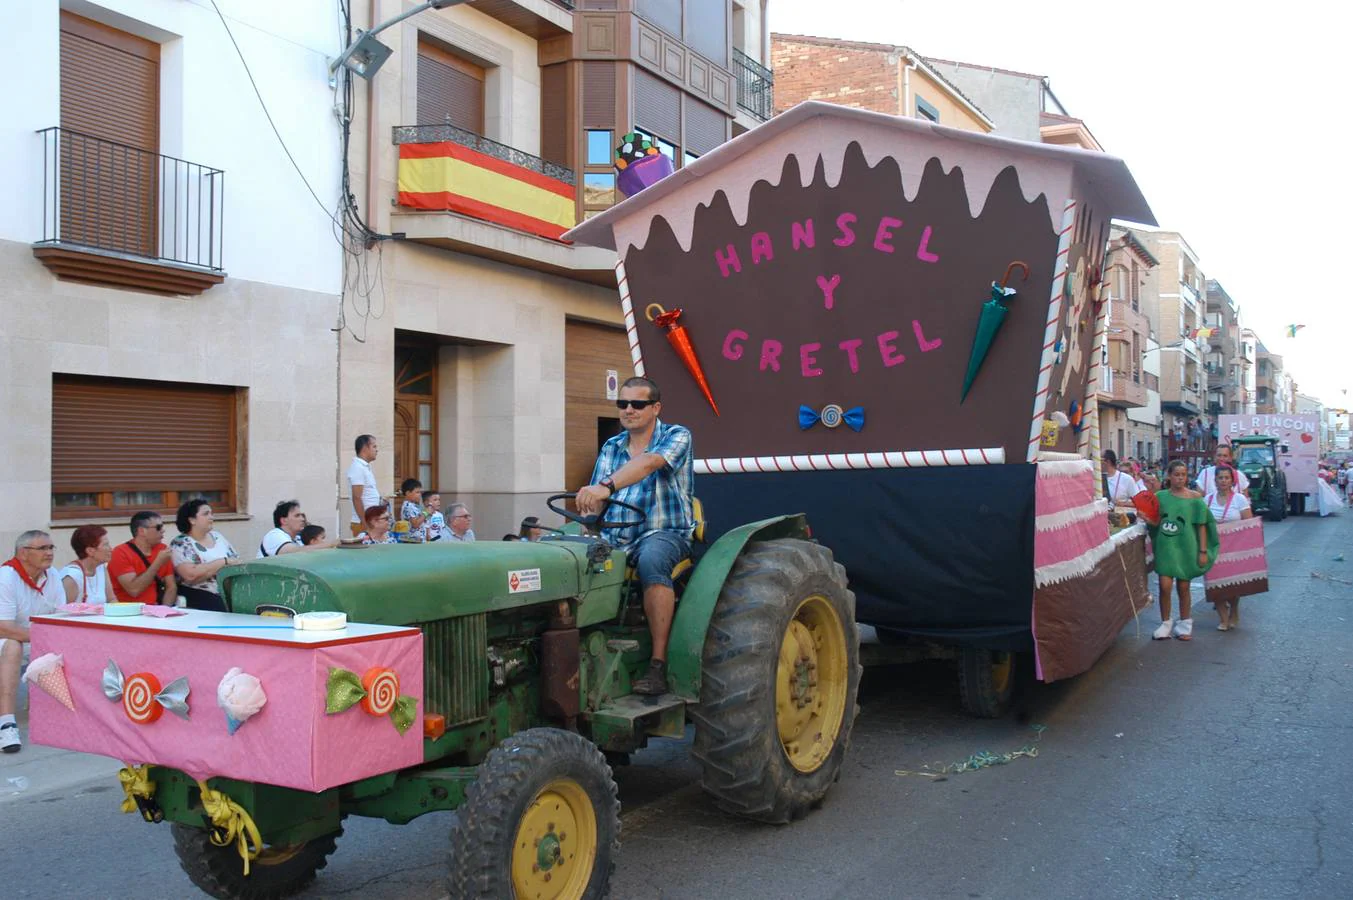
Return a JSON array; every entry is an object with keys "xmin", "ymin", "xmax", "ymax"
[{"xmin": 1, "ymin": 511, "xmax": 1349, "ymax": 899}]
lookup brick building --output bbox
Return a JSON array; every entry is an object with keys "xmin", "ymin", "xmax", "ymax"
[{"xmin": 770, "ymin": 34, "xmax": 993, "ymax": 132}]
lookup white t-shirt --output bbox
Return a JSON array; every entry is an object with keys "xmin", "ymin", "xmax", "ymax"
[
  {"xmin": 1106, "ymin": 471, "xmax": 1145, "ymax": 506},
  {"xmin": 257, "ymin": 528, "xmax": 303, "ymax": 558},
  {"xmin": 58, "ymin": 563, "xmax": 109, "ymax": 604},
  {"xmin": 347, "ymin": 457, "xmax": 381, "ymax": 523},
  {"xmin": 1205, "ymin": 491, "xmax": 1251, "ymax": 523},
  {"xmin": 1196, "ymin": 465, "xmax": 1249, "ymax": 496},
  {"xmin": 0, "ymin": 566, "xmax": 65, "ymax": 636}
]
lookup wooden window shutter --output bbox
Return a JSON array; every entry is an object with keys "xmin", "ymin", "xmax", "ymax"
[
  {"xmin": 582, "ymin": 61, "xmax": 616, "ymax": 127},
  {"xmin": 52, "ymin": 376, "xmax": 237, "ymax": 508},
  {"xmin": 633, "ymin": 69, "xmax": 679, "ymax": 142},
  {"xmin": 417, "ymin": 39, "xmax": 485, "ymax": 132},
  {"xmin": 540, "ymin": 64, "xmax": 570, "ymax": 167},
  {"xmin": 59, "ymin": 12, "xmax": 159, "ymax": 258}
]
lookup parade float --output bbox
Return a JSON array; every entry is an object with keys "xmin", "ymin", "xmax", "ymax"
[{"xmin": 564, "ymin": 101, "xmax": 1159, "ymax": 712}]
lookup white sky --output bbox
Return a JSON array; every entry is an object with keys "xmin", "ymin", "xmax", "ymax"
[{"xmin": 770, "ymin": 0, "xmax": 1351, "ymax": 408}]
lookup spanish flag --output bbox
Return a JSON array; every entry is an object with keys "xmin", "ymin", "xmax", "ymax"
[{"xmin": 397, "ymin": 142, "xmax": 576, "ymax": 240}]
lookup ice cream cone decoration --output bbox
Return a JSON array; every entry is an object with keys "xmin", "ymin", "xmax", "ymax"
[
  {"xmin": 23, "ymin": 653, "xmax": 75, "ymax": 711},
  {"xmin": 645, "ymin": 303, "xmax": 720, "ymax": 416}
]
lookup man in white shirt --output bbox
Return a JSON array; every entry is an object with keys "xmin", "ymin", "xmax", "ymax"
[
  {"xmin": 258, "ymin": 501, "xmax": 308, "ymax": 558},
  {"xmin": 347, "ymin": 434, "xmax": 382, "ymax": 537},
  {"xmin": 1, "ymin": 530, "xmax": 67, "ymax": 753},
  {"xmin": 1196, "ymin": 444, "xmax": 1250, "ymax": 496},
  {"xmin": 445, "ymin": 503, "xmax": 476, "ymax": 542}
]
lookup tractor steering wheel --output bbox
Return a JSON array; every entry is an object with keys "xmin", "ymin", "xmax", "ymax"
[{"xmin": 546, "ymin": 493, "xmax": 647, "ymax": 533}]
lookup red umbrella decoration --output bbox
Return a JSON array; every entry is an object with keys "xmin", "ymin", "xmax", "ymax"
[{"xmin": 645, "ymin": 303, "xmax": 720, "ymax": 416}]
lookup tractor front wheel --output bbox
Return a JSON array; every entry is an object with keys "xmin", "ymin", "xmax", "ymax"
[
  {"xmin": 691, "ymin": 539, "xmax": 861, "ymax": 824},
  {"xmin": 171, "ymin": 822, "xmax": 341, "ymax": 900},
  {"xmin": 447, "ymin": 727, "xmax": 619, "ymax": 900}
]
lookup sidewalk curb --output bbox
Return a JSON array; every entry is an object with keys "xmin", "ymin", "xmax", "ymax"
[{"xmin": 0, "ymin": 718, "xmax": 123, "ymax": 805}]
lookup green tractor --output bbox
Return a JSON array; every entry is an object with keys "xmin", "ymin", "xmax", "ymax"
[
  {"xmin": 1232, "ymin": 434, "xmax": 1289, "ymax": 521},
  {"xmin": 162, "ymin": 495, "xmax": 861, "ymax": 899}
]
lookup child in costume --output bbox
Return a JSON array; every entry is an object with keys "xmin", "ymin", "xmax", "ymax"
[
  {"xmin": 1203, "ymin": 464, "xmax": 1263, "ymax": 631},
  {"xmin": 1149, "ymin": 460, "xmax": 1219, "ymax": 641}
]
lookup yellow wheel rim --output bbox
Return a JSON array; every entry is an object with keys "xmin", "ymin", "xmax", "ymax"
[
  {"xmin": 253, "ymin": 843, "xmax": 304, "ymax": 867},
  {"xmin": 775, "ymin": 594, "xmax": 849, "ymax": 773},
  {"xmin": 511, "ymin": 778, "xmax": 597, "ymax": 900},
  {"xmin": 990, "ymin": 652, "xmax": 1013, "ymax": 696}
]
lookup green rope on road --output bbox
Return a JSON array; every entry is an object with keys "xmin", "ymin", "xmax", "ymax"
[{"xmin": 895, "ymin": 724, "xmax": 1047, "ymax": 779}]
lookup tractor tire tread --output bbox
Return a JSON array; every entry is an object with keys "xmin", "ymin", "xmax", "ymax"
[
  {"xmin": 171, "ymin": 822, "xmax": 341, "ymax": 900},
  {"xmin": 693, "ymin": 539, "xmax": 862, "ymax": 825},
  {"xmin": 447, "ymin": 727, "xmax": 619, "ymax": 899}
]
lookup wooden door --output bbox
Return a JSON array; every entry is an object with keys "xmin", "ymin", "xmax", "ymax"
[
  {"xmin": 565, "ymin": 320, "xmax": 633, "ymax": 491},
  {"xmin": 394, "ymin": 344, "xmax": 438, "ymax": 490}
]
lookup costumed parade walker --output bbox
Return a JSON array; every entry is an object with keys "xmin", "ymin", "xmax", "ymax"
[{"xmin": 566, "ymin": 100, "xmax": 1164, "ymax": 712}]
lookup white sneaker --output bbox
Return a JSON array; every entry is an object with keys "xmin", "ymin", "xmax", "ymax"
[
  {"xmin": 1174, "ymin": 618, "xmax": 1194, "ymax": 641},
  {"xmin": 0, "ymin": 722, "xmax": 19, "ymax": 753},
  {"xmin": 1153, "ymin": 620, "xmax": 1175, "ymax": 640}
]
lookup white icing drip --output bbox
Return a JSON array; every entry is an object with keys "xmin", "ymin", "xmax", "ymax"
[{"xmin": 610, "ymin": 117, "xmax": 1065, "ymax": 255}]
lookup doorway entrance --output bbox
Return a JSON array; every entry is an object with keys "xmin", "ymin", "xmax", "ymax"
[{"xmin": 394, "ymin": 343, "xmax": 437, "ymax": 491}]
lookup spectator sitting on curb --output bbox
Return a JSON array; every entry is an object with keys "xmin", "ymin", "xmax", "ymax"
[
  {"xmin": 1, "ymin": 530, "xmax": 66, "ymax": 753},
  {"xmin": 300, "ymin": 525, "xmax": 327, "ymax": 547},
  {"xmin": 60, "ymin": 525, "xmax": 113, "ymax": 604},
  {"xmin": 258, "ymin": 500, "xmax": 307, "ymax": 557},
  {"xmin": 357, "ymin": 506, "xmax": 398, "ymax": 545},
  {"xmin": 424, "ymin": 492, "xmax": 446, "ymax": 542},
  {"xmin": 109, "ymin": 512, "xmax": 178, "ymax": 606},
  {"xmin": 445, "ymin": 503, "xmax": 476, "ymax": 542}
]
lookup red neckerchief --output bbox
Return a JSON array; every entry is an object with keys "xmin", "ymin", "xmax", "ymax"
[{"xmin": 2, "ymin": 557, "xmax": 46, "ymax": 594}]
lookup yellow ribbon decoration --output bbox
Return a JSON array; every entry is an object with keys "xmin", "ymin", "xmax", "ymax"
[
  {"xmin": 195, "ymin": 779, "xmax": 263, "ymax": 876},
  {"xmin": 117, "ymin": 764, "xmax": 155, "ymax": 815}
]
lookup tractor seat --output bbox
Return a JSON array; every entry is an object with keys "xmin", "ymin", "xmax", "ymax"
[{"xmin": 624, "ymin": 497, "xmax": 706, "ymax": 589}]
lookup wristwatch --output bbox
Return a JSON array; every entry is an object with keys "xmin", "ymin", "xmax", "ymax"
[{"xmin": 601, "ymin": 477, "xmax": 617, "ymax": 495}]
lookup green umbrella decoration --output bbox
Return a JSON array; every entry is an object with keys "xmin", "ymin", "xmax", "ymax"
[{"xmin": 961, "ymin": 261, "xmax": 1030, "ymax": 403}]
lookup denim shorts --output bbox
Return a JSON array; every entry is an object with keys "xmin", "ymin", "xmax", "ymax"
[{"xmin": 630, "ymin": 531, "xmax": 692, "ymax": 590}]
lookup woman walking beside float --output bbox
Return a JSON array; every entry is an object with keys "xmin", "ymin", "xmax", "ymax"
[
  {"xmin": 1203, "ymin": 464, "xmax": 1267, "ymax": 631},
  {"xmin": 1147, "ymin": 460, "xmax": 1219, "ymax": 641}
]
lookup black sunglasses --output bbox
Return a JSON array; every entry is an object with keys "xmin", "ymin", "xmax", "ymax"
[{"xmin": 615, "ymin": 399, "xmax": 655, "ymax": 410}]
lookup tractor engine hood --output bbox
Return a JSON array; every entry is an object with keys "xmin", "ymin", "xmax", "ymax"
[{"xmin": 221, "ymin": 540, "xmax": 614, "ymax": 626}]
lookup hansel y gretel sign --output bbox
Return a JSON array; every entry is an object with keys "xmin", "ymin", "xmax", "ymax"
[{"xmin": 565, "ymin": 103, "xmax": 1154, "ymax": 466}]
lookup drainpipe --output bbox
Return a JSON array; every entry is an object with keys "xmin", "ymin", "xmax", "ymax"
[
  {"xmin": 898, "ymin": 52, "xmax": 917, "ymax": 118},
  {"xmin": 366, "ymin": 0, "xmax": 380, "ymax": 239}
]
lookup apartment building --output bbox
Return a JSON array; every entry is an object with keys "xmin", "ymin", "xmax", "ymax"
[
  {"xmin": 925, "ymin": 58, "xmax": 1102, "ymax": 150},
  {"xmin": 343, "ymin": 0, "xmax": 769, "ymax": 536},
  {"xmin": 0, "ymin": 1, "xmax": 344, "ymax": 555},
  {"xmin": 1255, "ymin": 343, "xmax": 1292, "ymax": 414},
  {"xmin": 1204, "ymin": 279, "xmax": 1251, "ymax": 416},
  {"xmin": 1097, "ymin": 228, "xmax": 1157, "ymax": 461},
  {"xmin": 1132, "ymin": 229, "xmax": 1209, "ymax": 443},
  {"xmin": 769, "ymin": 34, "xmax": 994, "ymax": 132},
  {"xmin": 1240, "ymin": 327, "xmax": 1259, "ymax": 416}
]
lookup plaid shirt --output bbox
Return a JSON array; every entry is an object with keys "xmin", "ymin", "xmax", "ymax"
[{"xmin": 590, "ymin": 419, "xmax": 694, "ymax": 545}]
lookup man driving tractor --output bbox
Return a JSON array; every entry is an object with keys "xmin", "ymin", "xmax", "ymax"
[{"xmin": 576, "ymin": 376, "xmax": 694, "ymax": 695}]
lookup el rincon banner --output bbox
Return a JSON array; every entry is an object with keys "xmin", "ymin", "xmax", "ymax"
[{"xmin": 397, "ymin": 141, "xmax": 576, "ymax": 240}]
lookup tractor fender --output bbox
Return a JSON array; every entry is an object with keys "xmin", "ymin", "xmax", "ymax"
[{"xmin": 666, "ymin": 514, "xmax": 811, "ymax": 701}]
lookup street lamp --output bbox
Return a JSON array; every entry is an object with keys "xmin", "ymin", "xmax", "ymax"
[{"xmin": 330, "ymin": 0, "xmax": 470, "ymax": 81}]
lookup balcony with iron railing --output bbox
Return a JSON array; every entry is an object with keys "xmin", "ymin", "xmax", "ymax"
[
  {"xmin": 389, "ymin": 124, "xmax": 615, "ymax": 284},
  {"xmin": 33, "ymin": 127, "xmax": 226, "ymax": 295},
  {"xmin": 1099, "ymin": 366, "xmax": 1147, "ymax": 408},
  {"xmin": 733, "ymin": 48, "xmax": 774, "ymax": 122}
]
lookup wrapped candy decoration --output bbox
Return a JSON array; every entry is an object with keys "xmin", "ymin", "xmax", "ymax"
[
  {"xmin": 216, "ymin": 668, "xmax": 268, "ymax": 735},
  {"xmin": 23, "ymin": 652, "xmax": 75, "ymax": 711},
  {"xmin": 615, "ymin": 132, "xmax": 674, "ymax": 198}
]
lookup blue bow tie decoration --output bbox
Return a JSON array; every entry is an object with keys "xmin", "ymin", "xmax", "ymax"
[{"xmin": 799, "ymin": 404, "xmax": 865, "ymax": 432}]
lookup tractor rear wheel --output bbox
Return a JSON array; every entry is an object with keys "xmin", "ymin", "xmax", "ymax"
[
  {"xmin": 447, "ymin": 727, "xmax": 619, "ymax": 900},
  {"xmin": 957, "ymin": 647, "xmax": 1018, "ymax": 718},
  {"xmin": 691, "ymin": 539, "xmax": 861, "ymax": 824},
  {"xmin": 1265, "ymin": 484, "xmax": 1285, "ymax": 521},
  {"xmin": 171, "ymin": 822, "xmax": 341, "ymax": 900}
]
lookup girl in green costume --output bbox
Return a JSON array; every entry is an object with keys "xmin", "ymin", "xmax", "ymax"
[{"xmin": 1149, "ymin": 460, "xmax": 1219, "ymax": 641}]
